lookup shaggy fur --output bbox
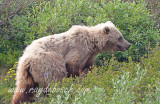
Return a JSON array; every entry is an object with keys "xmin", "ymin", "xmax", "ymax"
[{"xmin": 12, "ymin": 21, "xmax": 131, "ymax": 104}]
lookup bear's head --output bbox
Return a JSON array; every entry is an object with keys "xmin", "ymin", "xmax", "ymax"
[{"xmin": 96, "ymin": 21, "xmax": 131, "ymax": 52}]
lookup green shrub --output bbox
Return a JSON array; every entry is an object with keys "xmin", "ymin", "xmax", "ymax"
[
  {"xmin": 95, "ymin": 0, "xmax": 160, "ymax": 64},
  {"xmin": 0, "ymin": 62, "xmax": 17, "ymax": 103},
  {"xmin": 0, "ymin": 0, "xmax": 34, "ymax": 67}
]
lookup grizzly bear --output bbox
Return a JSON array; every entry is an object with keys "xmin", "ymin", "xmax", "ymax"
[{"xmin": 12, "ymin": 21, "xmax": 131, "ymax": 104}]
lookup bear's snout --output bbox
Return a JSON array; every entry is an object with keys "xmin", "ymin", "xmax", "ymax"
[
  {"xmin": 117, "ymin": 42, "xmax": 131, "ymax": 52},
  {"xmin": 126, "ymin": 43, "xmax": 131, "ymax": 50},
  {"xmin": 122, "ymin": 38, "xmax": 131, "ymax": 51}
]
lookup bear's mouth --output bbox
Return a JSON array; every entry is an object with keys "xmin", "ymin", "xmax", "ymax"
[{"xmin": 117, "ymin": 45, "xmax": 126, "ymax": 52}]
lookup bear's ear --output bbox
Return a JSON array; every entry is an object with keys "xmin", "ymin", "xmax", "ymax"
[{"xmin": 104, "ymin": 26, "xmax": 110, "ymax": 34}]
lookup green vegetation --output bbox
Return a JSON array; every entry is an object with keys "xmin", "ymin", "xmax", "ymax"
[{"xmin": 0, "ymin": 0, "xmax": 159, "ymax": 103}]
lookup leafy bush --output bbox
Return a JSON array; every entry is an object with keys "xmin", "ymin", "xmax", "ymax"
[
  {"xmin": 96, "ymin": 0, "xmax": 160, "ymax": 64},
  {"xmin": 0, "ymin": 62, "xmax": 17, "ymax": 103},
  {"xmin": 0, "ymin": 0, "xmax": 34, "ymax": 67}
]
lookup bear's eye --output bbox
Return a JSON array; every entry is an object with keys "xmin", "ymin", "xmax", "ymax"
[{"xmin": 118, "ymin": 36, "xmax": 123, "ymax": 42}]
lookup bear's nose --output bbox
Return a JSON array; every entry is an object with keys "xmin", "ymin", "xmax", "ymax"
[{"xmin": 127, "ymin": 44, "xmax": 131, "ymax": 50}]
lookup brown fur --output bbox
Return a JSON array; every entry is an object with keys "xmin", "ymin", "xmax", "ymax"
[{"xmin": 12, "ymin": 21, "xmax": 131, "ymax": 104}]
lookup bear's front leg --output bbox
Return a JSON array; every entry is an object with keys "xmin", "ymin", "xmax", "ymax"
[
  {"xmin": 78, "ymin": 55, "xmax": 95, "ymax": 77},
  {"xmin": 83, "ymin": 55, "xmax": 95, "ymax": 73}
]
